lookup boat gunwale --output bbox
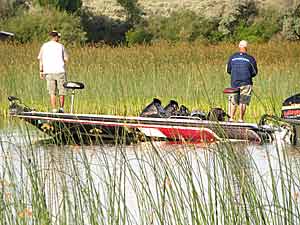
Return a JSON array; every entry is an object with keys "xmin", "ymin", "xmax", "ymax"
[{"xmin": 13, "ymin": 111, "xmax": 260, "ymax": 130}]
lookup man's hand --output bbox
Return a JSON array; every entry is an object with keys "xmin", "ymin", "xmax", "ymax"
[{"xmin": 39, "ymin": 72, "xmax": 45, "ymax": 80}]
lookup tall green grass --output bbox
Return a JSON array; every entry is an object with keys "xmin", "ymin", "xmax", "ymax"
[
  {"xmin": 1, "ymin": 41, "xmax": 300, "ymax": 121},
  {"xmin": 1, "ymin": 126, "xmax": 300, "ymax": 224}
]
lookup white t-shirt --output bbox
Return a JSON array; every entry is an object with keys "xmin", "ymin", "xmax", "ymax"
[{"xmin": 38, "ymin": 41, "xmax": 68, "ymax": 74}]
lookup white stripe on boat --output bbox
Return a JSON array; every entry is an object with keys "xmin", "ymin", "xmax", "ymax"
[
  {"xmin": 138, "ymin": 128, "xmax": 167, "ymax": 138},
  {"xmin": 19, "ymin": 112, "xmax": 258, "ymax": 128}
]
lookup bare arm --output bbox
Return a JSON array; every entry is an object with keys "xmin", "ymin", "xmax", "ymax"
[
  {"xmin": 38, "ymin": 46, "xmax": 44, "ymax": 79},
  {"xmin": 63, "ymin": 46, "xmax": 68, "ymax": 63}
]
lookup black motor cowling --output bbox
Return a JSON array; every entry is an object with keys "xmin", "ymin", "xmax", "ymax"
[
  {"xmin": 140, "ymin": 98, "xmax": 194, "ymax": 118},
  {"xmin": 164, "ymin": 100, "xmax": 179, "ymax": 117},
  {"xmin": 140, "ymin": 98, "xmax": 166, "ymax": 118},
  {"xmin": 207, "ymin": 107, "xmax": 229, "ymax": 122},
  {"xmin": 140, "ymin": 98, "xmax": 230, "ymax": 121},
  {"xmin": 282, "ymin": 93, "xmax": 300, "ymax": 119},
  {"xmin": 140, "ymin": 98, "xmax": 209, "ymax": 120},
  {"xmin": 175, "ymin": 105, "xmax": 191, "ymax": 116}
]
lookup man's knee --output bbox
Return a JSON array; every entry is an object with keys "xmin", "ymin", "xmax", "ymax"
[{"xmin": 47, "ymin": 83, "xmax": 56, "ymax": 95}]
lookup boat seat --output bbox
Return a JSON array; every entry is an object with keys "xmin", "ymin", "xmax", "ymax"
[
  {"xmin": 63, "ymin": 81, "xmax": 85, "ymax": 90},
  {"xmin": 223, "ymin": 87, "xmax": 240, "ymax": 95},
  {"xmin": 63, "ymin": 81, "xmax": 85, "ymax": 113},
  {"xmin": 8, "ymin": 96, "xmax": 20, "ymax": 102}
]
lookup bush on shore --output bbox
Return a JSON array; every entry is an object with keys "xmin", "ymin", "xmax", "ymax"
[
  {"xmin": 0, "ymin": 8, "xmax": 86, "ymax": 43},
  {"xmin": 232, "ymin": 9, "xmax": 281, "ymax": 42},
  {"xmin": 125, "ymin": 7, "xmax": 281, "ymax": 44},
  {"xmin": 282, "ymin": 5, "xmax": 300, "ymax": 40},
  {"xmin": 34, "ymin": 0, "xmax": 82, "ymax": 13},
  {"xmin": 79, "ymin": 8, "xmax": 130, "ymax": 44}
]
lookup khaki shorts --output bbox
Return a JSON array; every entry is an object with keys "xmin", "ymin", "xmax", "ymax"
[
  {"xmin": 45, "ymin": 73, "xmax": 66, "ymax": 96},
  {"xmin": 232, "ymin": 85, "xmax": 252, "ymax": 105}
]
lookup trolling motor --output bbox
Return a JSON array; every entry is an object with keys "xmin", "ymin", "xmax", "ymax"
[
  {"xmin": 63, "ymin": 81, "xmax": 85, "ymax": 113},
  {"xmin": 8, "ymin": 96, "xmax": 33, "ymax": 115}
]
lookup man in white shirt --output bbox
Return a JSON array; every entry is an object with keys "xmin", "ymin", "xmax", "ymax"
[{"xmin": 38, "ymin": 30, "xmax": 68, "ymax": 113}]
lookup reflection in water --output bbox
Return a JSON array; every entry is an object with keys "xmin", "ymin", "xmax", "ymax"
[{"xmin": 1, "ymin": 127, "xmax": 300, "ymax": 224}]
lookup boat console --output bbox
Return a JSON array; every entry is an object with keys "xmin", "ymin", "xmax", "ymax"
[{"xmin": 223, "ymin": 87, "xmax": 240, "ymax": 120}]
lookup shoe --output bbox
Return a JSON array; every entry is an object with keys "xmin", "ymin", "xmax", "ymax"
[
  {"xmin": 58, "ymin": 108, "xmax": 64, "ymax": 113},
  {"xmin": 51, "ymin": 109, "xmax": 58, "ymax": 113},
  {"xmin": 238, "ymin": 119, "xmax": 244, "ymax": 123},
  {"xmin": 228, "ymin": 118, "xmax": 234, "ymax": 122}
]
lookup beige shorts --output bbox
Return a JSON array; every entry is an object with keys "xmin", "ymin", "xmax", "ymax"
[
  {"xmin": 232, "ymin": 85, "xmax": 252, "ymax": 105},
  {"xmin": 45, "ymin": 73, "xmax": 66, "ymax": 96}
]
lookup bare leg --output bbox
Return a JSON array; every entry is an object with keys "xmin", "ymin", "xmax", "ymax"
[
  {"xmin": 239, "ymin": 104, "xmax": 247, "ymax": 122},
  {"xmin": 59, "ymin": 96, "xmax": 65, "ymax": 108},
  {"xmin": 230, "ymin": 102, "xmax": 237, "ymax": 121},
  {"xmin": 50, "ymin": 95, "xmax": 56, "ymax": 109}
]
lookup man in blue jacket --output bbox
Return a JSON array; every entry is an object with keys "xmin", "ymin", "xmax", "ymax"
[{"xmin": 227, "ymin": 40, "xmax": 258, "ymax": 122}]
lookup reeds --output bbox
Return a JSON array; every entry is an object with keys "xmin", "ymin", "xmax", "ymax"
[
  {"xmin": 1, "ymin": 125, "xmax": 300, "ymax": 224},
  {"xmin": 2, "ymin": 40, "xmax": 300, "ymax": 224},
  {"xmin": 1, "ymin": 41, "xmax": 300, "ymax": 121}
]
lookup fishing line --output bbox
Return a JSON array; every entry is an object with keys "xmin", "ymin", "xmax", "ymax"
[{"xmin": 252, "ymin": 90, "xmax": 269, "ymax": 112}]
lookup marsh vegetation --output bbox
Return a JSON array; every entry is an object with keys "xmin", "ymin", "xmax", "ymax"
[
  {"xmin": 1, "ymin": 41, "xmax": 299, "ymax": 122},
  {"xmin": 2, "ymin": 5, "xmax": 300, "ymax": 222}
]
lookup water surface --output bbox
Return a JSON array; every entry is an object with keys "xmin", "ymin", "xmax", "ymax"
[{"xmin": 1, "ymin": 122, "xmax": 299, "ymax": 224}]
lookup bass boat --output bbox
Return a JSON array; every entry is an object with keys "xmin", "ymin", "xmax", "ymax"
[{"xmin": 6, "ymin": 82, "xmax": 296, "ymax": 145}]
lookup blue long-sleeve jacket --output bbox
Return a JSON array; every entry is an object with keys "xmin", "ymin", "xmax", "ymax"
[{"xmin": 227, "ymin": 52, "xmax": 258, "ymax": 88}]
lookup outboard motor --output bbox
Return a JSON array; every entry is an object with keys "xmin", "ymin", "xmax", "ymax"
[
  {"xmin": 281, "ymin": 93, "xmax": 300, "ymax": 119},
  {"xmin": 281, "ymin": 93, "xmax": 300, "ymax": 145},
  {"xmin": 191, "ymin": 110, "xmax": 206, "ymax": 120},
  {"xmin": 207, "ymin": 107, "xmax": 229, "ymax": 121},
  {"xmin": 175, "ymin": 105, "xmax": 191, "ymax": 116},
  {"xmin": 164, "ymin": 100, "xmax": 179, "ymax": 117},
  {"xmin": 140, "ymin": 98, "xmax": 166, "ymax": 118}
]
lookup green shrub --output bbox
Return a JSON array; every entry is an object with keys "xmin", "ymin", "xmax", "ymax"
[
  {"xmin": 125, "ymin": 26, "xmax": 153, "ymax": 45},
  {"xmin": 146, "ymin": 10, "xmax": 221, "ymax": 43},
  {"xmin": 282, "ymin": 4, "xmax": 300, "ymax": 40},
  {"xmin": 0, "ymin": 0, "xmax": 13, "ymax": 19},
  {"xmin": 218, "ymin": 0, "xmax": 258, "ymax": 36},
  {"xmin": 0, "ymin": 0, "xmax": 29, "ymax": 19},
  {"xmin": 116, "ymin": 0, "xmax": 143, "ymax": 26},
  {"xmin": 233, "ymin": 10, "xmax": 281, "ymax": 42},
  {"xmin": 0, "ymin": 8, "xmax": 86, "ymax": 43},
  {"xmin": 150, "ymin": 10, "xmax": 200, "ymax": 42},
  {"xmin": 34, "ymin": 0, "xmax": 82, "ymax": 13},
  {"xmin": 57, "ymin": 0, "xmax": 82, "ymax": 13},
  {"xmin": 79, "ymin": 7, "xmax": 129, "ymax": 44}
]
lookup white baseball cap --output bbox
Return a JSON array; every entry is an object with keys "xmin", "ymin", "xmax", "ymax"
[
  {"xmin": 49, "ymin": 30, "xmax": 61, "ymax": 38},
  {"xmin": 239, "ymin": 40, "xmax": 248, "ymax": 48}
]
